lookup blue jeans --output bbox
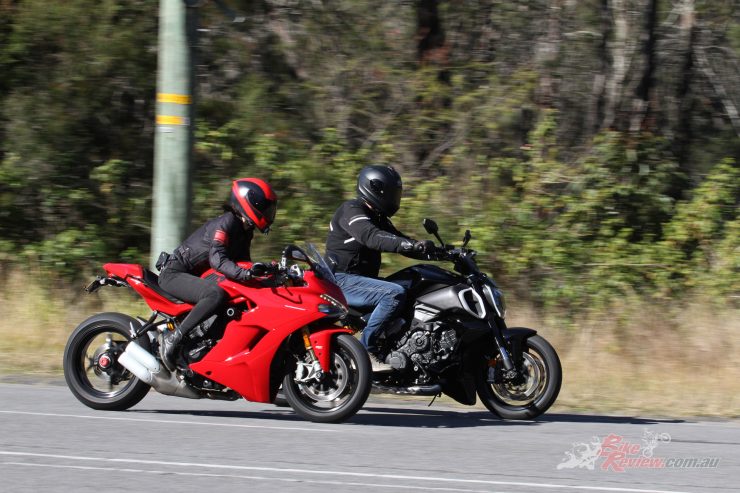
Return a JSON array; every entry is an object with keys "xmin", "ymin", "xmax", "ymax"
[{"xmin": 335, "ymin": 273, "xmax": 406, "ymax": 353}]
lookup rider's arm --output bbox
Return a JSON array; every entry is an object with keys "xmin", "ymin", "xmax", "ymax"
[
  {"xmin": 386, "ymin": 219, "xmax": 433, "ymax": 260},
  {"xmin": 208, "ymin": 216, "xmax": 252, "ymax": 281},
  {"xmin": 340, "ymin": 212, "xmax": 415, "ymax": 253}
]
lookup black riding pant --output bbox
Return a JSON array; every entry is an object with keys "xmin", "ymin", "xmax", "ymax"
[{"xmin": 158, "ymin": 264, "xmax": 227, "ymax": 336}]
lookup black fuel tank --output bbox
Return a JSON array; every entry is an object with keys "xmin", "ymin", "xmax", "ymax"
[{"xmin": 385, "ymin": 264, "xmax": 463, "ymax": 297}]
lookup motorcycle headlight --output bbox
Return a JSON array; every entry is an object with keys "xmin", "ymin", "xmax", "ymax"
[
  {"xmin": 482, "ymin": 283, "xmax": 506, "ymax": 319},
  {"xmin": 318, "ymin": 294, "xmax": 348, "ymax": 320}
]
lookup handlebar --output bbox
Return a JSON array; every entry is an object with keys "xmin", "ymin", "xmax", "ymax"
[
  {"xmin": 248, "ymin": 262, "xmax": 279, "ymax": 277},
  {"xmin": 426, "ymin": 245, "xmax": 474, "ymax": 261},
  {"xmin": 424, "ymin": 244, "xmax": 481, "ymax": 279},
  {"xmin": 250, "ymin": 258, "xmax": 307, "ymax": 287}
]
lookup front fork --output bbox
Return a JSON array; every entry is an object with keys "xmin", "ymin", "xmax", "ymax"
[
  {"xmin": 488, "ymin": 317, "xmax": 519, "ymax": 380},
  {"xmin": 294, "ymin": 327, "xmax": 324, "ymax": 383}
]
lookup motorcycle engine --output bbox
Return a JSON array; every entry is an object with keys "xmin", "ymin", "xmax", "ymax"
[
  {"xmin": 183, "ymin": 313, "xmax": 227, "ymax": 364},
  {"xmin": 389, "ymin": 322, "xmax": 458, "ymax": 373}
]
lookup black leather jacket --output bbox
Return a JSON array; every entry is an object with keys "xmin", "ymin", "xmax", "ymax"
[
  {"xmin": 170, "ymin": 211, "xmax": 253, "ymax": 281},
  {"xmin": 325, "ymin": 199, "xmax": 415, "ymax": 277}
]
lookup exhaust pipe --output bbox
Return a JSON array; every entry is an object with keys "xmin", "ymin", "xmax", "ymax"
[
  {"xmin": 371, "ymin": 382, "xmax": 442, "ymax": 396},
  {"xmin": 118, "ymin": 341, "xmax": 201, "ymax": 399}
]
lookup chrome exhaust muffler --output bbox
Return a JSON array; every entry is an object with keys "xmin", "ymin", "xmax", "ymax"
[{"xmin": 118, "ymin": 341, "xmax": 200, "ymax": 399}]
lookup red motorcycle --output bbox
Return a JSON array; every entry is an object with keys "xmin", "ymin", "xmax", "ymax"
[{"xmin": 63, "ymin": 244, "xmax": 371, "ymax": 423}]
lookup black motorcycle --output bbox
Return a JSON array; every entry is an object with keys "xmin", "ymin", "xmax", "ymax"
[{"xmin": 346, "ymin": 219, "xmax": 562, "ymax": 420}]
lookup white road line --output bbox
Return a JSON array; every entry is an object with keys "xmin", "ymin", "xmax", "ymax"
[
  {"xmin": 2, "ymin": 462, "xmax": 512, "ymax": 493},
  {"xmin": 0, "ymin": 410, "xmax": 337, "ymax": 433},
  {"xmin": 0, "ymin": 451, "xmax": 695, "ymax": 493}
]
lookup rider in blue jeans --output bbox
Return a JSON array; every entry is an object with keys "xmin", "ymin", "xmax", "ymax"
[{"xmin": 325, "ymin": 165, "xmax": 432, "ymax": 372}]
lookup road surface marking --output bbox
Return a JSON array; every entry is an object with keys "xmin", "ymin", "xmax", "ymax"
[
  {"xmin": 2, "ymin": 461, "xmax": 513, "ymax": 493},
  {"xmin": 0, "ymin": 451, "xmax": 695, "ymax": 493},
  {"xmin": 0, "ymin": 410, "xmax": 337, "ymax": 433}
]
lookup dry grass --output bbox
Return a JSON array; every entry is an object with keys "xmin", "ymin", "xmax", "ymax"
[
  {"xmin": 0, "ymin": 269, "xmax": 148, "ymax": 376},
  {"xmin": 1, "ymin": 269, "xmax": 737, "ymax": 417},
  {"xmin": 506, "ymin": 298, "xmax": 740, "ymax": 418}
]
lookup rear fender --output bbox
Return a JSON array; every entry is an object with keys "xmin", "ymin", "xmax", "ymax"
[
  {"xmin": 103, "ymin": 263, "xmax": 144, "ymax": 279},
  {"xmin": 310, "ymin": 327, "xmax": 354, "ymax": 372}
]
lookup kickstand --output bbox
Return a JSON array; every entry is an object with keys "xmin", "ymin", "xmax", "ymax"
[{"xmin": 428, "ymin": 393, "xmax": 441, "ymax": 407}]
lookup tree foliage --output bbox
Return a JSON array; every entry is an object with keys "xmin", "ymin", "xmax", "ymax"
[{"xmin": 0, "ymin": 0, "xmax": 738, "ymax": 309}]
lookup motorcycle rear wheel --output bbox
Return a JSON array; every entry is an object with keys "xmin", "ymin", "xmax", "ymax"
[
  {"xmin": 283, "ymin": 333, "xmax": 371, "ymax": 423},
  {"xmin": 63, "ymin": 312, "xmax": 151, "ymax": 411},
  {"xmin": 476, "ymin": 334, "xmax": 562, "ymax": 420}
]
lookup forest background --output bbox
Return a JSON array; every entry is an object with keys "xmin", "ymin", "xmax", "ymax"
[{"xmin": 0, "ymin": 0, "xmax": 738, "ymax": 416}]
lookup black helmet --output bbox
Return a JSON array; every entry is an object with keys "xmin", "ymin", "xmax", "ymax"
[{"xmin": 357, "ymin": 165, "xmax": 403, "ymax": 217}]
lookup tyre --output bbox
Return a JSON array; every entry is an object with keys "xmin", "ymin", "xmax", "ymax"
[
  {"xmin": 476, "ymin": 334, "xmax": 562, "ymax": 420},
  {"xmin": 282, "ymin": 333, "xmax": 371, "ymax": 423},
  {"xmin": 273, "ymin": 387, "xmax": 290, "ymax": 407},
  {"xmin": 63, "ymin": 312, "xmax": 151, "ymax": 411}
]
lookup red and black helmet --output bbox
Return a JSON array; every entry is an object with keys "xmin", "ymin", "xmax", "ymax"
[{"xmin": 229, "ymin": 178, "xmax": 278, "ymax": 233}]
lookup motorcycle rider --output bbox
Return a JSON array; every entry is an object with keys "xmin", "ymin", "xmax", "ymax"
[
  {"xmin": 325, "ymin": 165, "xmax": 432, "ymax": 372},
  {"xmin": 158, "ymin": 178, "xmax": 278, "ymax": 371}
]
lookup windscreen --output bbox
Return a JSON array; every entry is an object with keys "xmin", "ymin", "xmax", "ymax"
[{"xmin": 304, "ymin": 243, "xmax": 338, "ymax": 285}]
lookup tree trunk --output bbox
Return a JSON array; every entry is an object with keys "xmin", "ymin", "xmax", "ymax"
[
  {"xmin": 586, "ymin": 0, "xmax": 612, "ymax": 136},
  {"xmin": 674, "ymin": 0, "xmax": 696, "ymax": 168},
  {"xmin": 603, "ymin": 0, "xmax": 629, "ymax": 131},
  {"xmin": 536, "ymin": 0, "xmax": 562, "ymax": 107},
  {"xmin": 629, "ymin": 0, "xmax": 658, "ymax": 134},
  {"xmin": 417, "ymin": 0, "xmax": 447, "ymax": 65}
]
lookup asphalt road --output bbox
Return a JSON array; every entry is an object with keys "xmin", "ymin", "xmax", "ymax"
[{"xmin": 0, "ymin": 382, "xmax": 736, "ymax": 493}]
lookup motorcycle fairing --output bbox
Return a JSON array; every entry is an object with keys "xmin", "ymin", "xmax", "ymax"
[
  {"xmin": 189, "ymin": 319, "xmax": 351, "ymax": 403},
  {"xmin": 103, "ymin": 263, "xmax": 194, "ymax": 316},
  {"xmin": 189, "ymin": 271, "xmax": 349, "ymax": 403},
  {"xmin": 99, "ymin": 262, "xmax": 351, "ymax": 404}
]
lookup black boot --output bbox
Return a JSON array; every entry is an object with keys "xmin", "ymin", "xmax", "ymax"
[{"xmin": 159, "ymin": 329, "xmax": 183, "ymax": 372}]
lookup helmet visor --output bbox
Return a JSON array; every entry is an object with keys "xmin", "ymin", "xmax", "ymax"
[
  {"xmin": 384, "ymin": 184, "xmax": 402, "ymax": 217},
  {"xmin": 247, "ymin": 188, "xmax": 277, "ymax": 229}
]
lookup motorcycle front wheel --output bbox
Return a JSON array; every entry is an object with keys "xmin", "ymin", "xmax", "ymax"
[
  {"xmin": 282, "ymin": 333, "xmax": 371, "ymax": 423},
  {"xmin": 63, "ymin": 312, "xmax": 151, "ymax": 411},
  {"xmin": 476, "ymin": 334, "xmax": 562, "ymax": 420}
]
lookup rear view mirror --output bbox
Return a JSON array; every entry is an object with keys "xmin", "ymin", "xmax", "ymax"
[
  {"xmin": 423, "ymin": 218, "xmax": 438, "ymax": 235},
  {"xmin": 462, "ymin": 229, "xmax": 471, "ymax": 247},
  {"xmin": 423, "ymin": 218, "xmax": 445, "ymax": 247},
  {"xmin": 282, "ymin": 245, "xmax": 307, "ymax": 262}
]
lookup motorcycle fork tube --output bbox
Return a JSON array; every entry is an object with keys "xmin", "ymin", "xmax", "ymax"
[
  {"xmin": 301, "ymin": 327, "xmax": 319, "ymax": 363},
  {"xmin": 489, "ymin": 318, "xmax": 515, "ymax": 372}
]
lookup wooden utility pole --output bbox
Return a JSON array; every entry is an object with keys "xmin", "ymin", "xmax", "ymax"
[{"xmin": 150, "ymin": 0, "xmax": 197, "ymax": 268}]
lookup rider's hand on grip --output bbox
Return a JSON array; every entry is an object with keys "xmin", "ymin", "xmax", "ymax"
[
  {"xmin": 413, "ymin": 240, "xmax": 435, "ymax": 253},
  {"xmin": 249, "ymin": 262, "xmax": 268, "ymax": 277}
]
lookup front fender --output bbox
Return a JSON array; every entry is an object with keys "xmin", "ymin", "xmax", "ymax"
[
  {"xmin": 310, "ymin": 327, "xmax": 355, "ymax": 372},
  {"xmin": 503, "ymin": 327, "xmax": 537, "ymax": 364}
]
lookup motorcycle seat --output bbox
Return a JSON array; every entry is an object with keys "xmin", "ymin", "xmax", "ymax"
[{"xmin": 141, "ymin": 269, "xmax": 185, "ymax": 304}]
